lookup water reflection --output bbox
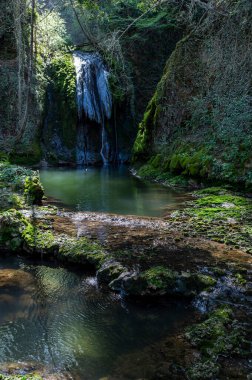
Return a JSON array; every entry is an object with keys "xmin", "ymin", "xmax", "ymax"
[
  {"xmin": 0, "ymin": 257, "xmax": 191, "ymax": 379},
  {"xmin": 40, "ymin": 166, "xmax": 187, "ymax": 217}
]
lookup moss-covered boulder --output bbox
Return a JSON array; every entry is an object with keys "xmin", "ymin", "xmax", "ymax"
[
  {"xmin": 0, "ymin": 209, "xmax": 27, "ymax": 251},
  {"xmin": 97, "ymin": 260, "xmax": 126, "ymax": 284},
  {"xmin": 186, "ymin": 307, "xmax": 248, "ymax": 379},
  {"xmin": 24, "ymin": 176, "xmax": 44, "ymax": 205}
]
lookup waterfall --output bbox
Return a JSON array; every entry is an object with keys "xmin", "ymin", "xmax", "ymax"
[{"xmin": 73, "ymin": 51, "xmax": 112, "ymax": 165}]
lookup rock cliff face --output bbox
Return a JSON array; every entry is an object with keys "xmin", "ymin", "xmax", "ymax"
[{"xmin": 133, "ymin": 3, "xmax": 252, "ymax": 188}]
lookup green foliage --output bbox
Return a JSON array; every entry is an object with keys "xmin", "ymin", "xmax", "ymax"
[
  {"xmin": 0, "ymin": 152, "xmax": 9, "ymax": 163},
  {"xmin": 132, "ymin": 2, "xmax": 252, "ymax": 188},
  {"xmin": 169, "ymin": 148, "xmax": 213, "ymax": 177},
  {"xmin": 136, "ymin": 154, "xmax": 190, "ymax": 188},
  {"xmin": 10, "ymin": 141, "xmax": 42, "ymax": 166},
  {"xmin": 36, "ymin": 10, "xmax": 69, "ymax": 58},
  {"xmin": 50, "ymin": 54, "xmax": 77, "ymax": 112},
  {"xmin": 0, "ymin": 163, "xmax": 35, "ymax": 190},
  {"xmin": 8, "ymin": 194, "xmax": 25, "ymax": 209},
  {"xmin": 187, "ymin": 95, "xmax": 252, "ymax": 175},
  {"xmin": 0, "ymin": 163, "xmax": 43, "ymax": 209}
]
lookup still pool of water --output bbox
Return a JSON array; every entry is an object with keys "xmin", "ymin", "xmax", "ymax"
[
  {"xmin": 40, "ymin": 166, "xmax": 187, "ymax": 217},
  {"xmin": 0, "ymin": 257, "xmax": 192, "ymax": 379}
]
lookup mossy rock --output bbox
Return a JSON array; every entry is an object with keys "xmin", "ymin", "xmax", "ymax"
[
  {"xmin": 24, "ymin": 176, "xmax": 44, "ymax": 205},
  {"xmin": 186, "ymin": 306, "xmax": 247, "ymax": 379},
  {"xmin": 58, "ymin": 237, "xmax": 107, "ymax": 267},
  {"xmin": 97, "ymin": 260, "xmax": 126, "ymax": 284},
  {"xmin": 0, "ymin": 209, "xmax": 29, "ymax": 251},
  {"xmin": 142, "ymin": 266, "xmax": 177, "ymax": 292},
  {"xmin": 186, "ymin": 306, "xmax": 246, "ymax": 357},
  {"xmin": 181, "ymin": 273, "xmax": 217, "ymax": 295},
  {"xmin": 22, "ymin": 224, "xmax": 57, "ymax": 254}
]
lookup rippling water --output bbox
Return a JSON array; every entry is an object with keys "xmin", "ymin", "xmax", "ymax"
[
  {"xmin": 0, "ymin": 257, "xmax": 191, "ymax": 379},
  {"xmin": 40, "ymin": 166, "xmax": 188, "ymax": 217}
]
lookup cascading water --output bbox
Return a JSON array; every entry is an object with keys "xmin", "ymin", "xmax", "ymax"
[{"xmin": 73, "ymin": 51, "xmax": 112, "ymax": 165}]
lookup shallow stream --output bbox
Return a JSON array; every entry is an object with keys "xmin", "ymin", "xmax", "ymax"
[{"xmin": 0, "ymin": 256, "xmax": 192, "ymax": 379}]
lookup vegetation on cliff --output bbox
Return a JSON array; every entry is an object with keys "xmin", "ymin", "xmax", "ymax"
[{"xmin": 133, "ymin": 0, "xmax": 252, "ymax": 188}]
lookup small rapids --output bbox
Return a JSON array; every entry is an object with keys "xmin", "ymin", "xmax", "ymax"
[{"xmin": 73, "ymin": 52, "xmax": 112, "ymax": 165}]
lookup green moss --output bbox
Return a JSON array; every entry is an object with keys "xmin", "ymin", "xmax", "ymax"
[
  {"xmin": 0, "ymin": 208, "xmax": 57, "ymax": 254},
  {"xmin": 138, "ymin": 162, "xmax": 162, "ymax": 179},
  {"xmin": 235, "ymin": 273, "xmax": 247, "ymax": 286},
  {"xmin": 141, "ymin": 266, "xmax": 177, "ymax": 290},
  {"xmin": 132, "ymin": 93, "xmax": 157, "ymax": 162},
  {"xmin": 131, "ymin": 29, "xmax": 252, "ymax": 187},
  {"xmin": 24, "ymin": 176, "xmax": 44, "ymax": 205},
  {"xmin": 136, "ymin": 156, "xmax": 190, "ymax": 188},
  {"xmin": 135, "ymin": 146, "xmax": 213, "ymax": 187},
  {"xmin": 195, "ymin": 194, "xmax": 250, "ymax": 207},
  {"xmin": 22, "ymin": 224, "xmax": 56, "ymax": 252},
  {"xmin": 0, "ymin": 209, "xmax": 29, "ymax": 251},
  {"xmin": 186, "ymin": 306, "xmax": 246, "ymax": 379},
  {"xmin": 188, "ymin": 194, "xmax": 252, "ymax": 223},
  {"xmin": 195, "ymin": 187, "xmax": 230, "ymax": 195},
  {"xmin": 169, "ymin": 148, "xmax": 213, "ymax": 177},
  {"xmin": 0, "ymin": 163, "xmax": 44, "ymax": 209},
  {"xmin": 170, "ymin": 188, "xmax": 252, "ymax": 251},
  {"xmin": 195, "ymin": 274, "xmax": 217, "ymax": 289},
  {"xmin": 59, "ymin": 237, "xmax": 107, "ymax": 267},
  {"xmin": 0, "ymin": 375, "xmax": 42, "ymax": 380},
  {"xmin": 186, "ymin": 307, "xmax": 243, "ymax": 353},
  {"xmin": 8, "ymin": 194, "xmax": 25, "ymax": 209}
]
